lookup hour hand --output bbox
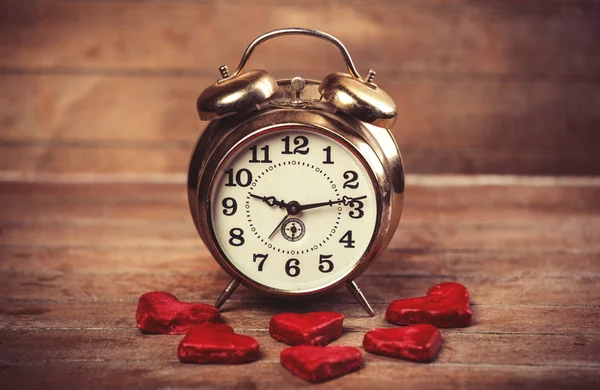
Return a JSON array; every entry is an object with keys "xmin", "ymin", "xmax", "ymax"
[{"xmin": 249, "ymin": 193, "xmax": 287, "ymax": 209}]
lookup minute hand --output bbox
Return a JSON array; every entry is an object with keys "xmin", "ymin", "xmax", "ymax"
[{"xmin": 298, "ymin": 195, "xmax": 367, "ymax": 211}]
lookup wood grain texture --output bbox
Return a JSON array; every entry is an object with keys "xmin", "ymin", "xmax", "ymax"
[
  {"xmin": 1, "ymin": 179, "xmax": 599, "ymax": 388},
  {"xmin": 3, "ymin": 143, "xmax": 599, "ymax": 175},
  {"xmin": 1, "ymin": 219, "xmax": 596, "ymax": 251},
  {"xmin": 1, "ymin": 362, "xmax": 598, "ymax": 390},
  {"xmin": 1, "ymin": 0, "xmax": 598, "ymax": 76},
  {"xmin": 2, "ymin": 246, "xmax": 599, "ymax": 278},
  {"xmin": 0, "ymin": 0, "xmax": 599, "ymax": 175},
  {"xmin": 3, "ymin": 270, "xmax": 600, "ymax": 306},
  {"xmin": 1, "ymin": 0, "xmax": 600, "ymax": 386},
  {"xmin": 2, "ymin": 299, "xmax": 600, "ymax": 336},
  {"xmin": 1, "ymin": 181, "xmax": 597, "ymax": 223},
  {"xmin": 0, "ymin": 183, "xmax": 598, "ymax": 254},
  {"xmin": 1, "ymin": 329, "xmax": 599, "ymax": 367},
  {"xmin": 1, "ymin": 74, "xmax": 599, "ymax": 175}
]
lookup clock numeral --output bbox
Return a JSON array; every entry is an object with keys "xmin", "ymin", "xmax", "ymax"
[
  {"xmin": 224, "ymin": 168, "xmax": 253, "ymax": 187},
  {"xmin": 253, "ymin": 253, "xmax": 268, "ymax": 271},
  {"xmin": 318, "ymin": 254, "xmax": 334, "ymax": 273},
  {"xmin": 228, "ymin": 228, "xmax": 245, "ymax": 246},
  {"xmin": 281, "ymin": 136, "xmax": 309, "ymax": 155},
  {"xmin": 343, "ymin": 170, "xmax": 359, "ymax": 189},
  {"xmin": 222, "ymin": 197, "xmax": 237, "ymax": 216},
  {"xmin": 285, "ymin": 258, "xmax": 301, "ymax": 277},
  {"xmin": 339, "ymin": 230, "xmax": 356, "ymax": 248},
  {"xmin": 348, "ymin": 198, "xmax": 365, "ymax": 219},
  {"xmin": 249, "ymin": 144, "xmax": 272, "ymax": 163},
  {"xmin": 323, "ymin": 146, "xmax": 334, "ymax": 164}
]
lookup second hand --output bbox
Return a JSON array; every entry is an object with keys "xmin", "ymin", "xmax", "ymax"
[{"xmin": 268, "ymin": 213, "xmax": 290, "ymax": 239}]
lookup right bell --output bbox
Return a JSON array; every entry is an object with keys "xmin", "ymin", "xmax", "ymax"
[{"xmin": 319, "ymin": 71, "xmax": 397, "ymax": 128}]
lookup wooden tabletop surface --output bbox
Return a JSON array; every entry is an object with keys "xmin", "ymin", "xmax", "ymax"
[{"xmin": 0, "ymin": 174, "xmax": 598, "ymax": 389}]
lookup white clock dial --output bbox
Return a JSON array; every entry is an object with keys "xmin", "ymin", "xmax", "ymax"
[{"xmin": 209, "ymin": 128, "xmax": 378, "ymax": 292}]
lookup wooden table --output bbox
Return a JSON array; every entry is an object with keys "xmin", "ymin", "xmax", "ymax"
[
  {"xmin": 1, "ymin": 1, "xmax": 599, "ymax": 387},
  {"xmin": 0, "ymin": 174, "xmax": 598, "ymax": 389}
]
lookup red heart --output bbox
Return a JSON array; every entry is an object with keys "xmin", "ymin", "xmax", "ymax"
[
  {"xmin": 136, "ymin": 291, "xmax": 220, "ymax": 334},
  {"xmin": 385, "ymin": 282, "xmax": 472, "ymax": 328},
  {"xmin": 363, "ymin": 324, "xmax": 442, "ymax": 362},
  {"xmin": 269, "ymin": 312, "xmax": 344, "ymax": 346},
  {"xmin": 280, "ymin": 345, "xmax": 363, "ymax": 383},
  {"xmin": 178, "ymin": 322, "xmax": 260, "ymax": 364}
]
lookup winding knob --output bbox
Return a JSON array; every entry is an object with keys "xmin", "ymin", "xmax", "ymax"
[{"xmin": 291, "ymin": 76, "xmax": 306, "ymax": 104}]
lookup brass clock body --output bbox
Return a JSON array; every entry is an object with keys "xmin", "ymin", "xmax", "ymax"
[{"xmin": 187, "ymin": 29, "xmax": 404, "ymax": 315}]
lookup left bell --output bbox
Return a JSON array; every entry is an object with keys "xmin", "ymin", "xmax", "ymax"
[{"xmin": 197, "ymin": 69, "xmax": 278, "ymax": 121}]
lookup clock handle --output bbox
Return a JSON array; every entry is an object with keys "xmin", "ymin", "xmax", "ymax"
[
  {"xmin": 214, "ymin": 278, "xmax": 241, "ymax": 310},
  {"xmin": 347, "ymin": 280, "xmax": 376, "ymax": 317},
  {"xmin": 223, "ymin": 27, "xmax": 363, "ymax": 82},
  {"xmin": 225, "ymin": 28, "xmax": 396, "ymax": 128},
  {"xmin": 198, "ymin": 27, "xmax": 397, "ymax": 127}
]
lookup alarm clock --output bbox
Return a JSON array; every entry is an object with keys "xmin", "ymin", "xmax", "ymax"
[{"xmin": 187, "ymin": 28, "xmax": 404, "ymax": 316}]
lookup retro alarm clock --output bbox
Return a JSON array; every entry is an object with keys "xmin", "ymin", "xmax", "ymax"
[{"xmin": 187, "ymin": 28, "xmax": 404, "ymax": 316}]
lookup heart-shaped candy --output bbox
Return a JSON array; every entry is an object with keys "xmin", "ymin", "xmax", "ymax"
[
  {"xmin": 280, "ymin": 345, "xmax": 363, "ymax": 383},
  {"xmin": 136, "ymin": 291, "xmax": 220, "ymax": 334},
  {"xmin": 385, "ymin": 282, "xmax": 472, "ymax": 328},
  {"xmin": 178, "ymin": 322, "xmax": 260, "ymax": 364},
  {"xmin": 269, "ymin": 312, "xmax": 344, "ymax": 346},
  {"xmin": 363, "ymin": 324, "xmax": 442, "ymax": 362}
]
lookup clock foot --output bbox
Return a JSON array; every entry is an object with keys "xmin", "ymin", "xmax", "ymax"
[
  {"xmin": 346, "ymin": 280, "xmax": 375, "ymax": 317},
  {"xmin": 214, "ymin": 278, "xmax": 240, "ymax": 309}
]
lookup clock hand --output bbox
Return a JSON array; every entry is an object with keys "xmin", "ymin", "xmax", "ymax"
[
  {"xmin": 248, "ymin": 192, "xmax": 288, "ymax": 209},
  {"xmin": 248, "ymin": 192, "xmax": 288, "ymax": 239},
  {"xmin": 254, "ymin": 194, "xmax": 365, "ymax": 239},
  {"xmin": 298, "ymin": 195, "xmax": 367, "ymax": 211},
  {"xmin": 268, "ymin": 213, "xmax": 290, "ymax": 239}
]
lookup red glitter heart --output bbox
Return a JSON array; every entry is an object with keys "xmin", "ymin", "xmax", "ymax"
[
  {"xmin": 363, "ymin": 324, "xmax": 442, "ymax": 362},
  {"xmin": 280, "ymin": 345, "xmax": 363, "ymax": 383},
  {"xmin": 269, "ymin": 312, "xmax": 344, "ymax": 346},
  {"xmin": 385, "ymin": 282, "xmax": 473, "ymax": 328},
  {"xmin": 136, "ymin": 291, "xmax": 220, "ymax": 334},
  {"xmin": 178, "ymin": 323, "xmax": 260, "ymax": 364}
]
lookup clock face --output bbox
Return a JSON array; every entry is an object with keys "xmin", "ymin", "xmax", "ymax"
[{"xmin": 209, "ymin": 128, "xmax": 378, "ymax": 292}]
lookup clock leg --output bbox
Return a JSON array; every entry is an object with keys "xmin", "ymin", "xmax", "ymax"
[
  {"xmin": 214, "ymin": 278, "xmax": 240, "ymax": 309},
  {"xmin": 346, "ymin": 280, "xmax": 375, "ymax": 317}
]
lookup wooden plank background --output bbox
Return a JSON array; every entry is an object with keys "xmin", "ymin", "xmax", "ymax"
[{"xmin": 0, "ymin": 0, "xmax": 599, "ymax": 175}]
